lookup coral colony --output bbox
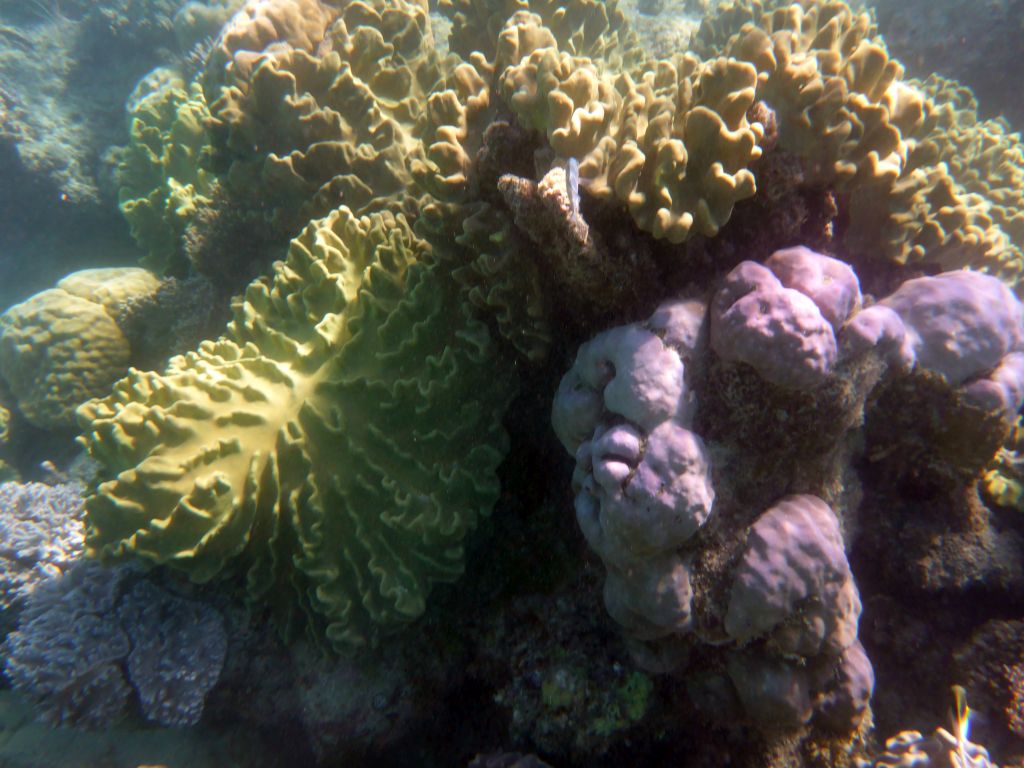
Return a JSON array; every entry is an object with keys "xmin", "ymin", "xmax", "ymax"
[{"xmin": 0, "ymin": 0, "xmax": 1022, "ymax": 765}]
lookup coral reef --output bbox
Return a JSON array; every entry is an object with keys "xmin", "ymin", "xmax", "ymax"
[
  {"xmin": 982, "ymin": 415, "xmax": 1024, "ymax": 512},
  {"xmin": 725, "ymin": 495, "xmax": 872, "ymax": 731},
  {"xmin": 79, "ymin": 206, "xmax": 518, "ymax": 652},
  {"xmin": 39, "ymin": 0, "xmax": 1024, "ymax": 765},
  {"xmin": 3, "ymin": 559, "xmax": 228, "ymax": 728},
  {"xmin": 0, "ymin": 268, "xmax": 162, "ymax": 429},
  {"xmin": 553, "ymin": 296, "xmax": 712, "ymax": 641},
  {"xmin": 203, "ymin": 0, "xmax": 440, "ymax": 234},
  {"xmin": 0, "ymin": 481, "xmax": 84, "ymax": 611}
]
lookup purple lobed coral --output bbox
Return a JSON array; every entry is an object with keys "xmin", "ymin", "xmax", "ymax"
[
  {"xmin": 724, "ymin": 494, "xmax": 861, "ymax": 658},
  {"xmin": 552, "ymin": 297, "xmax": 713, "ymax": 639},
  {"xmin": 554, "ymin": 257, "xmax": 877, "ymax": 734},
  {"xmin": 711, "ymin": 247, "xmax": 862, "ymax": 390},
  {"xmin": 723, "ymin": 495, "xmax": 872, "ymax": 731},
  {"xmin": 844, "ymin": 269, "xmax": 1024, "ymax": 414}
]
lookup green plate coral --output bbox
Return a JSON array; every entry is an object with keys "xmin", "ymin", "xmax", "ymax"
[{"xmin": 78, "ymin": 206, "xmax": 517, "ymax": 651}]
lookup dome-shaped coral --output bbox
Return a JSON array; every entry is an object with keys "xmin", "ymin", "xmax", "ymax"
[{"xmin": 0, "ymin": 268, "xmax": 162, "ymax": 430}]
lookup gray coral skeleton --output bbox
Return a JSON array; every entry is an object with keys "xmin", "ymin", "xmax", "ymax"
[
  {"xmin": 3, "ymin": 558, "xmax": 229, "ymax": 729},
  {"xmin": 0, "ymin": 481, "xmax": 85, "ymax": 610}
]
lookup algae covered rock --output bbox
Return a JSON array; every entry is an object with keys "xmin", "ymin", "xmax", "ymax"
[
  {"xmin": 78, "ymin": 206, "xmax": 517, "ymax": 651},
  {"xmin": 0, "ymin": 268, "xmax": 163, "ymax": 430}
]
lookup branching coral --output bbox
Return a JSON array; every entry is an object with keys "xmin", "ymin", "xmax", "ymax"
[
  {"xmin": 79, "ymin": 206, "xmax": 517, "ymax": 651},
  {"xmin": 0, "ymin": 481, "xmax": 84, "ymax": 611}
]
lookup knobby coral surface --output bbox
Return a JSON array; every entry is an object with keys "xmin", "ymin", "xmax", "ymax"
[{"xmin": 0, "ymin": 268, "xmax": 163, "ymax": 429}]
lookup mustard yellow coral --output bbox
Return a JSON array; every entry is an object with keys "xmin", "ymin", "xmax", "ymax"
[
  {"xmin": 417, "ymin": 9, "xmax": 764, "ymax": 245},
  {"xmin": 983, "ymin": 416, "xmax": 1024, "ymax": 512},
  {"xmin": 79, "ymin": 206, "xmax": 517, "ymax": 651},
  {"xmin": 439, "ymin": 0, "xmax": 643, "ymax": 71},
  {"xmin": 0, "ymin": 269, "xmax": 162, "ymax": 430},
  {"xmin": 718, "ymin": 1, "xmax": 924, "ymax": 189}
]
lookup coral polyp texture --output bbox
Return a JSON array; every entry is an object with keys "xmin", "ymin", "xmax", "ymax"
[
  {"xmin": 3, "ymin": 559, "xmax": 228, "ymax": 728},
  {"xmin": 0, "ymin": 268, "xmax": 163, "ymax": 429},
  {"xmin": 203, "ymin": 0, "xmax": 443, "ymax": 234},
  {"xmin": 78, "ymin": 206, "xmax": 516, "ymax": 651}
]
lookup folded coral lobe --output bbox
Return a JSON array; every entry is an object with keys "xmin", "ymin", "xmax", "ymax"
[{"xmin": 78, "ymin": 206, "xmax": 516, "ymax": 651}]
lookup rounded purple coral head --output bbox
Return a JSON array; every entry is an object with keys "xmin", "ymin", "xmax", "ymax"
[
  {"xmin": 711, "ymin": 248, "xmax": 862, "ymax": 390},
  {"xmin": 842, "ymin": 269, "xmax": 1024, "ymax": 415}
]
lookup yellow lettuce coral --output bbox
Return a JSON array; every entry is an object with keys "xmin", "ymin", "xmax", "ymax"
[
  {"xmin": 117, "ymin": 70, "xmax": 217, "ymax": 277},
  {"xmin": 438, "ymin": 0, "xmax": 644, "ymax": 71},
  {"xmin": 79, "ymin": 206, "xmax": 517, "ymax": 651},
  {"xmin": 0, "ymin": 269, "xmax": 162, "ymax": 430},
  {"xmin": 417, "ymin": 9, "xmax": 764, "ymax": 245},
  {"xmin": 844, "ymin": 74, "xmax": 1024, "ymax": 287},
  {"xmin": 696, "ymin": 1, "xmax": 1023, "ymax": 287},
  {"xmin": 717, "ymin": 1, "xmax": 924, "ymax": 189}
]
